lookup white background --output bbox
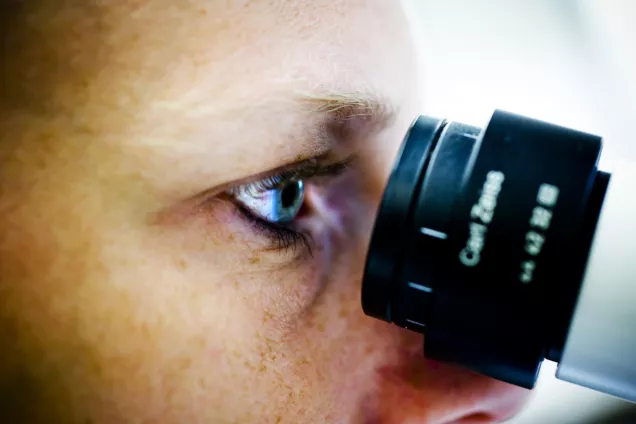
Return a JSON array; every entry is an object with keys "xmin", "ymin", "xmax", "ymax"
[{"xmin": 403, "ymin": 1, "xmax": 636, "ymax": 422}]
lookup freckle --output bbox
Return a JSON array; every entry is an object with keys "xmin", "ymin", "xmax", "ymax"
[
  {"xmin": 228, "ymin": 233, "xmax": 235, "ymax": 241},
  {"xmin": 365, "ymin": 344, "xmax": 374, "ymax": 354},
  {"xmin": 249, "ymin": 256, "xmax": 260, "ymax": 264},
  {"xmin": 180, "ymin": 357, "xmax": 192, "ymax": 371},
  {"xmin": 200, "ymin": 8, "xmax": 207, "ymax": 15},
  {"xmin": 316, "ymin": 323, "xmax": 325, "ymax": 332},
  {"xmin": 339, "ymin": 308, "xmax": 349, "ymax": 318},
  {"xmin": 263, "ymin": 311, "xmax": 274, "ymax": 323},
  {"xmin": 276, "ymin": 416, "xmax": 282, "ymax": 424},
  {"xmin": 175, "ymin": 258, "xmax": 188, "ymax": 271},
  {"xmin": 259, "ymin": 364, "xmax": 267, "ymax": 373},
  {"xmin": 232, "ymin": 349, "xmax": 241, "ymax": 358}
]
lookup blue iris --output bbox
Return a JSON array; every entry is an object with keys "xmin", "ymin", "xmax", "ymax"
[{"xmin": 242, "ymin": 180, "xmax": 305, "ymax": 224}]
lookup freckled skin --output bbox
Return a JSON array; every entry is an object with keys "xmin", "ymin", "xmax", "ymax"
[{"xmin": 0, "ymin": 1, "xmax": 530, "ymax": 423}]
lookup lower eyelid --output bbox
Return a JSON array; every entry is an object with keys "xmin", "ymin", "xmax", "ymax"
[{"xmin": 231, "ymin": 200, "xmax": 314, "ymax": 254}]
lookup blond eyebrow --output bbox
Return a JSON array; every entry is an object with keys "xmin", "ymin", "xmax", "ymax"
[
  {"xmin": 148, "ymin": 87, "xmax": 397, "ymax": 155},
  {"xmin": 294, "ymin": 89, "xmax": 397, "ymax": 124},
  {"xmin": 154, "ymin": 83, "xmax": 396, "ymax": 125}
]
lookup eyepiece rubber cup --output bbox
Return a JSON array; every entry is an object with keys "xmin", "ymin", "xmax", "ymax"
[{"xmin": 361, "ymin": 116, "xmax": 446, "ymax": 322}]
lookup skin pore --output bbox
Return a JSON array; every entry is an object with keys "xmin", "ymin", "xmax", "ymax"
[{"xmin": 0, "ymin": 1, "xmax": 530, "ymax": 423}]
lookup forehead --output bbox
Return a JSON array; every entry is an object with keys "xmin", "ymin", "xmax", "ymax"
[
  {"xmin": 3, "ymin": 0, "xmax": 418, "ymax": 135},
  {"xmin": 155, "ymin": 0, "xmax": 416, "ymax": 104}
]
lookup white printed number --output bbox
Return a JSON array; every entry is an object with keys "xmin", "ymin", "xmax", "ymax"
[
  {"xmin": 537, "ymin": 184, "xmax": 560, "ymax": 207},
  {"xmin": 525, "ymin": 231, "xmax": 545, "ymax": 256},
  {"xmin": 471, "ymin": 204, "xmax": 493, "ymax": 224},
  {"xmin": 520, "ymin": 260, "xmax": 536, "ymax": 284},
  {"xmin": 519, "ymin": 183, "xmax": 559, "ymax": 284},
  {"xmin": 530, "ymin": 206, "xmax": 553, "ymax": 230}
]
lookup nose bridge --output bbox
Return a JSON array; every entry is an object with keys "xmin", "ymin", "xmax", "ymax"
[{"xmin": 356, "ymin": 120, "xmax": 412, "ymax": 207}]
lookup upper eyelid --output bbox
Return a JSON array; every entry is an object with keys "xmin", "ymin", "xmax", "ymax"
[
  {"xmin": 270, "ymin": 156, "xmax": 356, "ymax": 184},
  {"xmin": 228, "ymin": 154, "xmax": 357, "ymax": 194}
]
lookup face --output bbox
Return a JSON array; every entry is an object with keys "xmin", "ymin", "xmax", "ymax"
[{"xmin": 0, "ymin": 1, "xmax": 530, "ymax": 423}]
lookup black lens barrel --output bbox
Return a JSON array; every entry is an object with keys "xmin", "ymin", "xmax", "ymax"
[{"xmin": 362, "ymin": 110, "xmax": 607, "ymax": 389}]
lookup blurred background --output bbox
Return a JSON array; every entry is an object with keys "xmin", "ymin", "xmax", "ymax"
[{"xmin": 402, "ymin": 1, "xmax": 636, "ymax": 423}]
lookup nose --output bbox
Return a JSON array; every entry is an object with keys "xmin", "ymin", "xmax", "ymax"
[
  {"xmin": 367, "ymin": 330, "xmax": 531, "ymax": 424},
  {"xmin": 354, "ymin": 112, "xmax": 417, "ymax": 204},
  {"xmin": 419, "ymin": 360, "xmax": 531, "ymax": 424}
]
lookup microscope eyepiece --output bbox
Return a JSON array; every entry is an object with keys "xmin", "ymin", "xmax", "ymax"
[{"xmin": 362, "ymin": 110, "xmax": 610, "ymax": 389}]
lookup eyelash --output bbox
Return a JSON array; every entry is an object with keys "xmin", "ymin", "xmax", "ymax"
[
  {"xmin": 234, "ymin": 202, "xmax": 313, "ymax": 254},
  {"xmin": 228, "ymin": 156, "xmax": 355, "ymax": 254}
]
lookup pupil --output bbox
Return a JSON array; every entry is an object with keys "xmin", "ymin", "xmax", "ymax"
[{"xmin": 281, "ymin": 182, "xmax": 299, "ymax": 209}]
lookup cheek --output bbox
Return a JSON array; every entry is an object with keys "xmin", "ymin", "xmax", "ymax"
[
  {"xmin": 0, "ymin": 164, "xmax": 396, "ymax": 423},
  {"xmin": 266, "ymin": 211, "xmax": 395, "ymax": 409}
]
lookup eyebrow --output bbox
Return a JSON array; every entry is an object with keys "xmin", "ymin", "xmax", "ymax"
[
  {"xmin": 293, "ymin": 89, "xmax": 397, "ymax": 125},
  {"xmin": 146, "ymin": 87, "xmax": 400, "ymax": 193}
]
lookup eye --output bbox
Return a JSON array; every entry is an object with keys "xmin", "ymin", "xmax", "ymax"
[
  {"xmin": 225, "ymin": 155, "xmax": 356, "ymax": 254},
  {"xmin": 235, "ymin": 179, "xmax": 306, "ymax": 224}
]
